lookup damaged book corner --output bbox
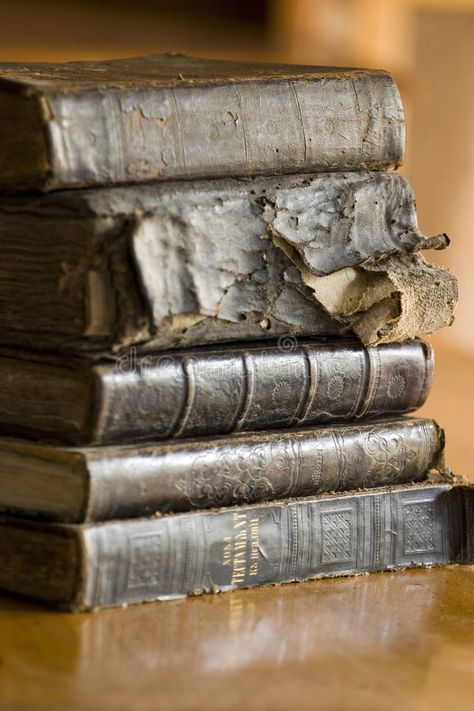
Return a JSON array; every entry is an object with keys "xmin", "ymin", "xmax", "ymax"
[{"xmin": 0, "ymin": 53, "xmax": 469, "ymax": 611}]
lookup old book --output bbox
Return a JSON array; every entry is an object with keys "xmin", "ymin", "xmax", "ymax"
[
  {"xmin": 0, "ymin": 172, "xmax": 456, "ymax": 352},
  {"xmin": 0, "ymin": 54, "xmax": 405, "ymax": 192},
  {"xmin": 0, "ymin": 481, "xmax": 471, "ymax": 610},
  {"xmin": 0, "ymin": 417, "xmax": 444, "ymax": 523},
  {"xmin": 0, "ymin": 339, "xmax": 434, "ymax": 445}
]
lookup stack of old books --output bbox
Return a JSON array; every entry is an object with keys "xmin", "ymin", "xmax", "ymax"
[{"xmin": 0, "ymin": 55, "xmax": 471, "ymax": 611}]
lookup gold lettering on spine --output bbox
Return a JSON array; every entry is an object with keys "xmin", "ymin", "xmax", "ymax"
[
  {"xmin": 231, "ymin": 512, "xmax": 247, "ymax": 585},
  {"xmin": 223, "ymin": 513, "xmax": 261, "ymax": 585},
  {"xmin": 249, "ymin": 518, "xmax": 260, "ymax": 577},
  {"xmin": 222, "ymin": 536, "xmax": 232, "ymax": 567},
  {"xmin": 231, "ymin": 511, "xmax": 247, "ymax": 585}
]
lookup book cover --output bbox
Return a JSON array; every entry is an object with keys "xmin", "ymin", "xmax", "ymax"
[
  {"xmin": 0, "ymin": 172, "xmax": 456, "ymax": 352},
  {"xmin": 0, "ymin": 417, "xmax": 444, "ymax": 522},
  {"xmin": 0, "ymin": 481, "xmax": 470, "ymax": 610},
  {"xmin": 0, "ymin": 54, "xmax": 404, "ymax": 191},
  {"xmin": 0, "ymin": 339, "xmax": 434, "ymax": 445}
]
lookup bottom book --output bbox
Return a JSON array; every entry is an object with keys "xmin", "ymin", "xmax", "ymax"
[{"xmin": 1, "ymin": 481, "xmax": 472, "ymax": 611}]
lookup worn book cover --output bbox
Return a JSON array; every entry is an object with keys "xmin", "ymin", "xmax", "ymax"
[
  {"xmin": 0, "ymin": 172, "xmax": 456, "ymax": 352},
  {"xmin": 0, "ymin": 417, "xmax": 444, "ymax": 522},
  {"xmin": 0, "ymin": 54, "xmax": 404, "ymax": 191},
  {"xmin": 0, "ymin": 481, "xmax": 471, "ymax": 610}
]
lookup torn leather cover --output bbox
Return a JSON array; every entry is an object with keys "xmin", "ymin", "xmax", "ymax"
[
  {"xmin": 280, "ymin": 248, "xmax": 457, "ymax": 345},
  {"xmin": 0, "ymin": 171, "xmax": 458, "ymax": 351}
]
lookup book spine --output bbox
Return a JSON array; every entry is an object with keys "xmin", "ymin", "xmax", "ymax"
[
  {"xmin": 86, "ymin": 418, "xmax": 443, "ymax": 521},
  {"xmin": 0, "ymin": 172, "xmax": 435, "ymax": 353},
  {"xmin": 81, "ymin": 484, "xmax": 458, "ymax": 609},
  {"xmin": 44, "ymin": 73, "xmax": 404, "ymax": 190},
  {"xmin": 93, "ymin": 340, "xmax": 433, "ymax": 444}
]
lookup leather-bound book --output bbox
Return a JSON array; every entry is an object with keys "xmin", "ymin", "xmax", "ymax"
[
  {"xmin": 0, "ymin": 481, "xmax": 471, "ymax": 610},
  {"xmin": 0, "ymin": 172, "xmax": 456, "ymax": 352},
  {"xmin": 0, "ymin": 339, "xmax": 434, "ymax": 445},
  {"xmin": 0, "ymin": 416, "xmax": 444, "ymax": 522},
  {"xmin": 0, "ymin": 54, "xmax": 404, "ymax": 191}
]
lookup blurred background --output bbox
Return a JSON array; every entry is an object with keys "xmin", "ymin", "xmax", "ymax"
[{"xmin": 0, "ymin": 0, "xmax": 472, "ymax": 469}]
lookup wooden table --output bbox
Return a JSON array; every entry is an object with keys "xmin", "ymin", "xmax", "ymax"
[{"xmin": 0, "ymin": 343, "xmax": 473, "ymax": 711}]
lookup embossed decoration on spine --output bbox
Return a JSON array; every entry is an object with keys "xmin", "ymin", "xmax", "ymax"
[
  {"xmin": 95, "ymin": 340, "xmax": 432, "ymax": 445},
  {"xmin": 81, "ymin": 484, "xmax": 460, "ymax": 608}
]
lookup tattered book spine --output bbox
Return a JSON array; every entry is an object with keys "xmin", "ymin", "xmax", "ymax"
[
  {"xmin": 78, "ymin": 483, "xmax": 468, "ymax": 609},
  {"xmin": 93, "ymin": 340, "xmax": 433, "ymax": 444},
  {"xmin": 0, "ymin": 172, "xmax": 456, "ymax": 352}
]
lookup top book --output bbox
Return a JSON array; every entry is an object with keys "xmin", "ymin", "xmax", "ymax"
[{"xmin": 0, "ymin": 54, "xmax": 405, "ymax": 192}]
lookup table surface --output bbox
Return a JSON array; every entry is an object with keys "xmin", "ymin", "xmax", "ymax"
[{"xmin": 0, "ymin": 342, "xmax": 473, "ymax": 711}]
